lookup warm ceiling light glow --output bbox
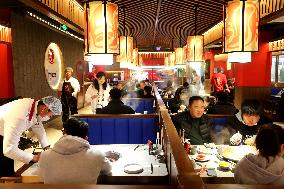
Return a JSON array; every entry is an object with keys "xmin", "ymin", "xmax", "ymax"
[
  {"xmin": 169, "ymin": 53, "xmax": 175, "ymax": 67},
  {"xmin": 224, "ymin": 0, "xmax": 259, "ymax": 53},
  {"xmin": 0, "ymin": 24, "xmax": 11, "ymax": 43},
  {"xmin": 175, "ymin": 48, "xmax": 183, "ymax": 65},
  {"xmin": 227, "ymin": 52, "xmax": 251, "ymax": 63},
  {"xmin": 164, "ymin": 57, "xmax": 169, "ymax": 67},
  {"xmin": 132, "ymin": 48, "xmax": 139, "ymax": 67},
  {"xmin": 84, "ymin": 1, "xmax": 119, "ymax": 54},
  {"xmin": 84, "ymin": 54, "xmax": 114, "ymax": 65},
  {"xmin": 141, "ymin": 66, "xmax": 166, "ymax": 69},
  {"xmin": 187, "ymin": 35, "xmax": 204, "ymax": 62},
  {"xmin": 214, "ymin": 54, "xmax": 228, "ymax": 62}
]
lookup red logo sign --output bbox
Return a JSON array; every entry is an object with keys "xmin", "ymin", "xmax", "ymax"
[{"xmin": 48, "ymin": 49, "xmax": 55, "ymax": 64}]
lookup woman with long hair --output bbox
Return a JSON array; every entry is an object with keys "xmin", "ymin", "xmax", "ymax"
[{"xmin": 85, "ymin": 72, "xmax": 111, "ymax": 113}]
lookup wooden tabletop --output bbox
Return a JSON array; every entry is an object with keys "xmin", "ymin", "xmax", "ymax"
[{"xmin": 0, "ymin": 184, "xmax": 173, "ymax": 189}]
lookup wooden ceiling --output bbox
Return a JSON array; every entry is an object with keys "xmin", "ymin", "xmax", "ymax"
[{"xmin": 81, "ymin": 0, "xmax": 225, "ymax": 51}]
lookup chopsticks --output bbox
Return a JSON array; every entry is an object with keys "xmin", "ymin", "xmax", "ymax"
[{"xmin": 134, "ymin": 145, "xmax": 140, "ymax": 151}]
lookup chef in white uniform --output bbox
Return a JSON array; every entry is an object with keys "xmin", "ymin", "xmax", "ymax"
[{"xmin": 0, "ymin": 96, "xmax": 62, "ymax": 177}]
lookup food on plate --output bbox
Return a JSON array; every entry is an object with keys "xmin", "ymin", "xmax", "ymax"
[
  {"xmin": 218, "ymin": 145, "xmax": 257, "ymax": 162},
  {"xmin": 105, "ymin": 151, "xmax": 121, "ymax": 162},
  {"xmin": 219, "ymin": 161, "xmax": 230, "ymax": 170},
  {"xmin": 196, "ymin": 154, "xmax": 206, "ymax": 161}
]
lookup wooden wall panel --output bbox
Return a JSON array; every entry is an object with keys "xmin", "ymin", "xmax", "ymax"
[
  {"xmin": 11, "ymin": 11, "xmax": 83, "ymax": 100},
  {"xmin": 234, "ymin": 86, "xmax": 271, "ymax": 109}
]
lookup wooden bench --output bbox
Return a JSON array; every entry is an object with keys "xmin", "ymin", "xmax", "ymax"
[{"xmin": 73, "ymin": 114, "xmax": 158, "ymax": 145}]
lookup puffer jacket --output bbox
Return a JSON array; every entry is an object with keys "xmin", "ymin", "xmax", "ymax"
[{"xmin": 171, "ymin": 111, "xmax": 213, "ymax": 144}]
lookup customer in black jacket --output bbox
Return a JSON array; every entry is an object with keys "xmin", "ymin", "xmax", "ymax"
[
  {"xmin": 99, "ymin": 88, "xmax": 135, "ymax": 114},
  {"xmin": 206, "ymin": 92, "xmax": 238, "ymax": 115},
  {"xmin": 223, "ymin": 99, "xmax": 272, "ymax": 145},
  {"xmin": 172, "ymin": 96, "xmax": 213, "ymax": 145}
]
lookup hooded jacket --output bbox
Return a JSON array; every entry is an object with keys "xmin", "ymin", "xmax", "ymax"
[
  {"xmin": 234, "ymin": 153, "xmax": 284, "ymax": 185},
  {"xmin": 38, "ymin": 135, "xmax": 111, "ymax": 184}
]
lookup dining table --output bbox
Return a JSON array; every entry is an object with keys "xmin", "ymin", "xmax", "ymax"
[
  {"xmin": 20, "ymin": 144, "xmax": 168, "ymax": 185},
  {"xmin": 188, "ymin": 144, "xmax": 257, "ymax": 184}
]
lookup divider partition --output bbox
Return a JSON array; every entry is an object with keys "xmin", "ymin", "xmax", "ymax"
[{"xmin": 154, "ymin": 86, "xmax": 284, "ymax": 189}]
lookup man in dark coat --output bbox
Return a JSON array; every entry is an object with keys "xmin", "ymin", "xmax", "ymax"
[
  {"xmin": 100, "ymin": 88, "xmax": 135, "ymax": 114},
  {"xmin": 206, "ymin": 92, "xmax": 238, "ymax": 115},
  {"xmin": 172, "ymin": 96, "xmax": 213, "ymax": 145}
]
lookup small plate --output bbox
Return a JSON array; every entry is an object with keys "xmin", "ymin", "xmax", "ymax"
[
  {"xmin": 194, "ymin": 157, "xmax": 210, "ymax": 162},
  {"xmin": 124, "ymin": 164, "xmax": 144, "ymax": 174},
  {"xmin": 195, "ymin": 154, "xmax": 210, "ymax": 162}
]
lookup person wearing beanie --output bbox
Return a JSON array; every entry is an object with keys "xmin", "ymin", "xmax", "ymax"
[{"xmin": 0, "ymin": 96, "xmax": 62, "ymax": 177}]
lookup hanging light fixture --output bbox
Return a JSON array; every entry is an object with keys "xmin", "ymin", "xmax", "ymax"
[
  {"xmin": 187, "ymin": 5, "xmax": 204, "ymax": 62},
  {"xmin": 85, "ymin": 0, "xmax": 118, "ymax": 65},
  {"xmin": 120, "ymin": 6, "xmax": 133, "ymax": 69},
  {"xmin": 169, "ymin": 53, "xmax": 175, "ymax": 68},
  {"xmin": 224, "ymin": 0, "xmax": 259, "ymax": 63},
  {"xmin": 175, "ymin": 27, "xmax": 186, "ymax": 65},
  {"xmin": 132, "ymin": 48, "xmax": 139, "ymax": 69},
  {"xmin": 164, "ymin": 57, "xmax": 169, "ymax": 67},
  {"xmin": 84, "ymin": 0, "xmax": 119, "ymax": 65}
]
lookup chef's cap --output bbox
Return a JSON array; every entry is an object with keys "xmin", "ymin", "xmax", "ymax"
[{"xmin": 42, "ymin": 96, "xmax": 62, "ymax": 115}]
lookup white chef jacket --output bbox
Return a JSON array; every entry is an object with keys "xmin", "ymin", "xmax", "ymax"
[
  {"xmin": 85, "ymin": 84, "xmax": 111, "ymax": 113},
  {"xmin": 0, "ymin": 98, "xmax": 49, "ymax": 164},
  {"xmin": 58, "ymin": 77, "xmax": 80, "ymax": 98}
]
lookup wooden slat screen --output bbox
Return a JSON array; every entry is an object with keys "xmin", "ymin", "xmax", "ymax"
[{"xmin": 37, "ymin": 0, "xmax": 84, "ymax": 28}]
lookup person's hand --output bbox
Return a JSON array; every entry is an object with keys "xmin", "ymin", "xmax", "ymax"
[
  {"xmin": 230, "ymin": 132, "xmax": 242, "ymax": 145},
  {"xmin": 244, "ymin": 135, "xmax": 256, "ymax": 146},
  {"xmin": 225, "ymin": 88, "xmax": 230, "ymax": 93},
  {"xmin": 31, "ymin": 154, "xmax": 40, "ymax": 163}
]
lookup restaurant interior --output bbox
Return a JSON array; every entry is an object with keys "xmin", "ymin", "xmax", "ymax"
[{"xmin": 0, "ymin": 0, "xmax": 284, "ymax": 189}]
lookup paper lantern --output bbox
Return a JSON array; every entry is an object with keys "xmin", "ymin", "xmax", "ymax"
[
  {"xmin": 84, "ymin": 1, "xmax": 118, "ymax": 54},
  {"xmin": 187, "ymin": 35, "xmax": 204, "ymax": 62},
  {"xmin": 224, "ymin": 0, "xmax": 259, "ymax": 53}
]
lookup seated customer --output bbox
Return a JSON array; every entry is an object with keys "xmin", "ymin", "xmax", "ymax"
[
  {"xmin": 234, "ymin": 124, "xmax": 284, "ymax": 185},
  {"xmin": 142, "ymin": 86, "xmax": 155, "ymax": 98},
  {"xmin": 224, "ymin": 99, "xmax": 272, "ymax": 145},
  {"xmin": 100, "ymin": 88, "xmax": 135, "ymax": 114},
  {"xmin": 206, "ymin": 92, "xmax": 238, "ymax": 115},
  {"xmin": 168, "ymin": 87, "xmax": 183, "ymax": 113},
  {"xmin": 172, "ymin": 96, "xmax": 213, "ymax": 145},
  {"xmin": 39, "ymin": 118, "xmax": 112, "ymax": 184}
]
